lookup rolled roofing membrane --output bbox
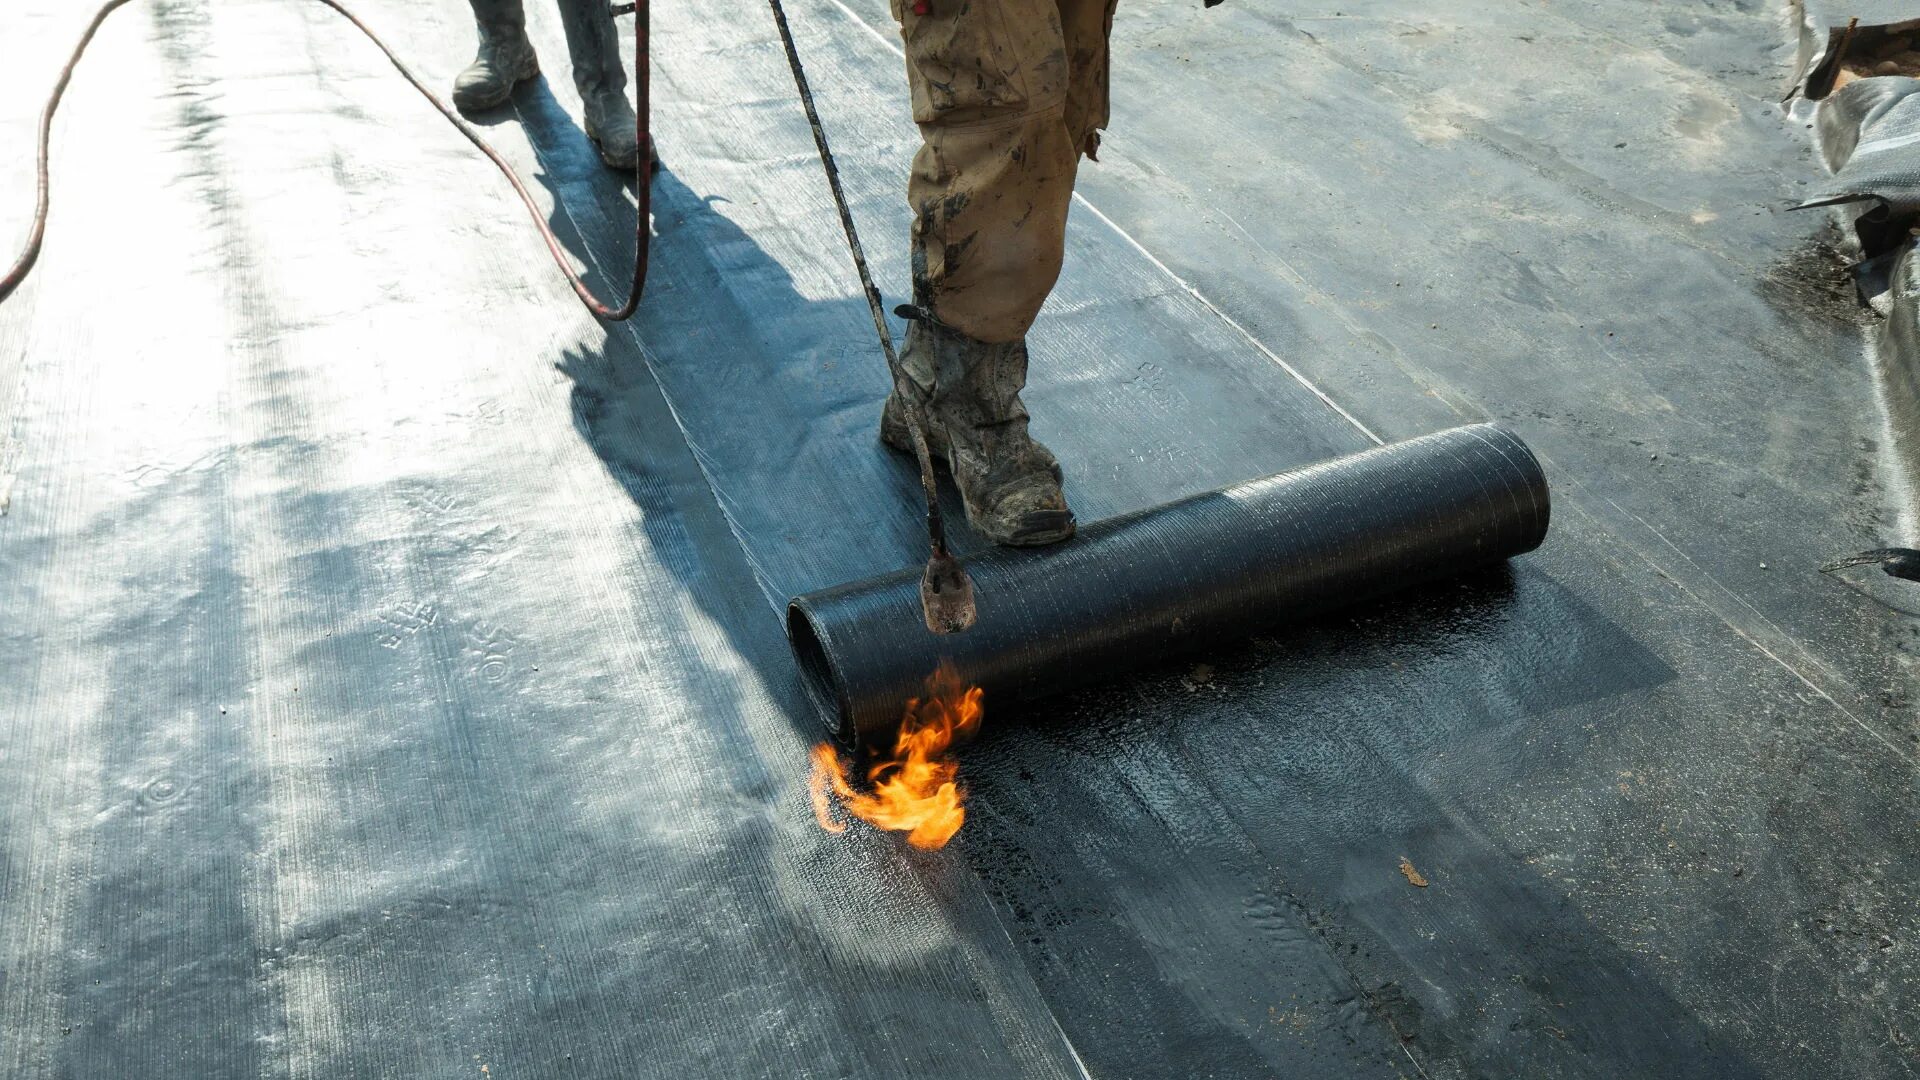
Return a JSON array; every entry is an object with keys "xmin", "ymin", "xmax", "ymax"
[{"xmin": 791, "ymin": 424, "xmax": 1550, "ymax": 743}]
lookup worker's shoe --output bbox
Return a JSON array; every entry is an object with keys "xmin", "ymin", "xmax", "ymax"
[
  {"xmin": 881, "ymin": 311, "xmax": 1074, "ymax": 547},
  {"xmin": 452, "ymin": 27, "xmax": 539, "ymax": 114},
  {"xmin": 582, "ymin": 89, "xmax": 644, "ymax": 172}
]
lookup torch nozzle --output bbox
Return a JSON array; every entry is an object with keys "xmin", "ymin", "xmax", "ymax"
[{"xmin": 920, "ymin": 550, "xmax": 977, "ymax": 634}]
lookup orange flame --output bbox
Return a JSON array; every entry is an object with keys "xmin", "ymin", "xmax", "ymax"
[{"xmin": 808, "ymin": 661, "xmax": 984, "ymax": 850}]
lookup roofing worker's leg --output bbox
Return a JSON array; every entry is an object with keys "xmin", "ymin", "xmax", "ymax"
[
  {"xmin": 452, "ymin": 0, "xmax": 540, "ymax": 113},
  {"xmin": 1059, "ymin": 0, "xmax": 1118, "ymax": 162},
  {"xmin": 882, "ymin": 0, "xmax": 1116, "ymax": 547},
  {"xmin": 452, "ymin": 0, "xmax": 647, "ymax": 172},
  {"xmin": 552, "ymin": 0, "xmax": 643, "ymax": 169}
]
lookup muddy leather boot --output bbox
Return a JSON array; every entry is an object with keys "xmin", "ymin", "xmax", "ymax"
[
  {"xmin": 452, "ymin": 0, "xmax": 540, "ymax": 114},
  {"xmin": 581, "ymin": 91, "xmax": 643, "ymax": 171},
  {"xmin": 881, "ymin": 311, "xmax": 1073, "ymax": 547}
]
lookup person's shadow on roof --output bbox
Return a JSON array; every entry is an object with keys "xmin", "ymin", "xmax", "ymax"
[{"xmin": 493, "ymin": 77, "xmax": 938, "ymax": 727}]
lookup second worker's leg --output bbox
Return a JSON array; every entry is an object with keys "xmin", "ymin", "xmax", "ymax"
[{"xmin": 552, "ymin": 0, "xmax": 641, "ymax": 169}]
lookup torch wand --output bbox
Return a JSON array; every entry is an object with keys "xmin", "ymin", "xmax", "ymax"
[{"xmin": 762, "ymin": 0, "xmax": 977, "ymax": 635}]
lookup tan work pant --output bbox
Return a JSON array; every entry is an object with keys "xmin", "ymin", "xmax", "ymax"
[{"xmin": 893, "ymin": 0, "xmax": 1118, "ymax": 343}]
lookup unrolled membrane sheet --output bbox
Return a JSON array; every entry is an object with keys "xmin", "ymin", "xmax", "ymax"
[
  {"xmin": 1809, "ymin": 74, "xmax": 1920, "ymax": 499},
  {"xmin": 5, "ymin": 0, "xmax": 1920, "ymax": 1077},
  {"xmin": 1812, "ymin": 75, "xmax": 1920, "ymax": 175},
  {"xmin": 791, "ymin": 425, "xmax": 1550, "ymax": 742},
  {"xmin": 302, "ymin": 0, "xmax": 1920, "ymax": 1070},
  {"xmin": 1801, "ymin": 76, "xmax": 1920, "ymax": 226}
]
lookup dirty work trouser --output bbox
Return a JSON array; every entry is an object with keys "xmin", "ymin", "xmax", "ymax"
[
  {"xmin": 894, "ymin": 0, "xmax": 1118, "ymax": 343},
  {"xmin": 469, "ymin": 0, "xmax": 627, "ymax": 104}
]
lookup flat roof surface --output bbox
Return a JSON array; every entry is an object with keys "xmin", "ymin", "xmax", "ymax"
[{"xmin": 2, "ymin": 0, "xmax": 1915, "ymax": 1076}]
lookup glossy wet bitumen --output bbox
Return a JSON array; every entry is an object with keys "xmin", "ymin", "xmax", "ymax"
[{"xmin": 1, "ymin": 0, "xmax": 1915, "ymax": 1077}]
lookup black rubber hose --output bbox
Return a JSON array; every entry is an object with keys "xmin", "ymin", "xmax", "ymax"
[{"xmin": 788, "ymin": 424, "xmax": 1551, "ymax": 744}]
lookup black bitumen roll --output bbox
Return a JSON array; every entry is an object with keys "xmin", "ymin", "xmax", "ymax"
[{"xmin": 788, "ymin": 424, "xmax": 1551, "ymax": 744}]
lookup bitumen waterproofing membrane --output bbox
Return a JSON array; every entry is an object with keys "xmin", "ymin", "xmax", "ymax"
[{"xmin": 2, "ymin": 0, "xmax": 1917, "ymax": 1077}]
